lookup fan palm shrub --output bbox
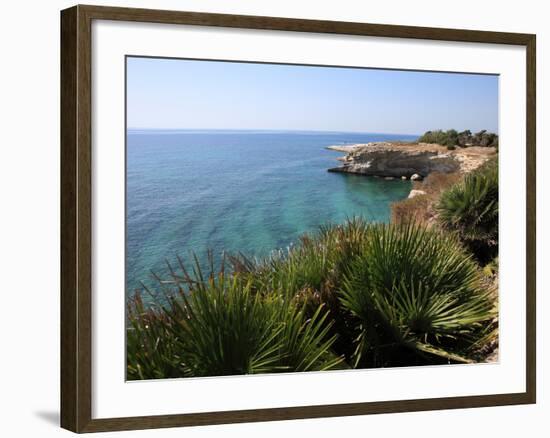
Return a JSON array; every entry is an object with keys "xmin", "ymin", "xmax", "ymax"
[
  {"xmin": 339, "ymin": 223, "xmax": 495, "ymax": 368},
  {"xmin": 172, "ymin": 276, "xmax": 343, "ymax": 376},
  {"xmin": 230, "ymin": 218, "xmax": 373, "ymax": 361},
  {"xmin": 127, "ymin": 293, "xmax": 184, "ymax": 380},
  {"xmin": 169, "ymin": 276, "xmax": 285, "ymax": 377},
  {"xmin": 437, "ymin": 159, "xmax": 498, "ymax": 262},
  {"xmin": 126, "ymin": 261, "xmax": 343, "ymax": 379}
]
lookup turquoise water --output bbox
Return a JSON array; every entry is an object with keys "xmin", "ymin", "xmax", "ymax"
[{"xmin": 126, "ymin": 131, "xmax": 415, "ymax": 294}]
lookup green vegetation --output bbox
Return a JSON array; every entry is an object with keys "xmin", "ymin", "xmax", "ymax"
[
  {"xmin": 127, "ymin": 219, "xmax": 496, "ymax": 380},
  {"xmin": 418, "ymin": 129, "xmax": 498, "ymax": 148},
  {"xmin": 437, "ymin": 158, "xmax": 498, "ymax": 263}
]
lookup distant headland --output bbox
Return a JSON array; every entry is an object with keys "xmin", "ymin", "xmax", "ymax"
[{"xmin": 326, "ymin": 129, "xmax": 498, "ymax": 180}]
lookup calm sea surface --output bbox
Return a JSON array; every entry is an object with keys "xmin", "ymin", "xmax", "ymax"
[{"xmin": 126, "ymin": 131, "xmax": 416, "ymax": 295}]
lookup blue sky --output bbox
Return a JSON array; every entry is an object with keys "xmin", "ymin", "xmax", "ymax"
[{"xmin": 127, "ymin": 57, "xmax": 498, "ymax": 135}]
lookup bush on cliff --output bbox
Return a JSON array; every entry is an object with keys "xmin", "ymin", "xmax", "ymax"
[
  {"xmin": 419, "ymin": 129, "xmax": 498, "ymax": 148},
  {"xmin": 418, "ymin": 129, "xmax": 458, "ymax": 146},
  {"xmin": 127, "ymin": 219, "xmax": 496, "ymax": 379}
]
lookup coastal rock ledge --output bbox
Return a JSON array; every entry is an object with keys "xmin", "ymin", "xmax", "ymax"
[{"xmin": 327, "ymin": 142, "xmax": 496, "ymax": 178}]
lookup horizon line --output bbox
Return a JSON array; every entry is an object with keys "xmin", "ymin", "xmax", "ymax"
[{"xmin": 126, "ymin": 128, "xmax": 422, "ymax": 136}]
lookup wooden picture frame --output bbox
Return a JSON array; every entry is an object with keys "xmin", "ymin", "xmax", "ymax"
[{"xmin": 61, "ymin": 4, "xmax": 536, "ymax": 433}]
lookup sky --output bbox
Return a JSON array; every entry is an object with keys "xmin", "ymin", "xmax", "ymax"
[{"xmin": 126, "ymin": 57, "xmax": 498, "ymax": 135}]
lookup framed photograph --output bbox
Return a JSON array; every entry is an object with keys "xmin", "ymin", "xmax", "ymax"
[{"xmin": 60, "ymin": 4, "xmax": 536, "ymax": 433}]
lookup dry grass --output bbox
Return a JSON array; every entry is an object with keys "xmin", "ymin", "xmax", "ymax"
[
  {"xmin": 414, "ymin": 171, "xmax": 463, "ymax": 196},
  {"xmin": 391, "ymin": 172, "xmax": 462, "ymax": 225},
  {"xmin": 391, "ymin": 195, "xmax": 432, "ymax": 225}
]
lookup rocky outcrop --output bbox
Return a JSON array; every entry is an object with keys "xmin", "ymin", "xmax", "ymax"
[
  {"xmin": 327, "ymin": 142, "xmax": 496, "ymax": 178},
  {"xmin": 408, "ymin": 189, "xmax": 427, "ymax": 199}
]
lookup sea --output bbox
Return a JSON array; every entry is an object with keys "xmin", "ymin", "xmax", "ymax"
[{"xmin": 126, "ymin": 130, "xmax": 416, "ymax": 295}]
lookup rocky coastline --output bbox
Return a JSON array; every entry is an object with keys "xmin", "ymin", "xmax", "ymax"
[{"xmin": 327, "ymin": 142, "xmax": 496, "ymax": 180}]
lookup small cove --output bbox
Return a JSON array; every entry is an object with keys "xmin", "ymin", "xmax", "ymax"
[{"xmin": 126, "ymin": 130, "xmax": 415, "ymax": 295}]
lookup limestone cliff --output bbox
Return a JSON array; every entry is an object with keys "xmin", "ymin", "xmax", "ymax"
[{"xmin": 327, "ymin": 142, "xmax": 496, "ymax": 178}]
